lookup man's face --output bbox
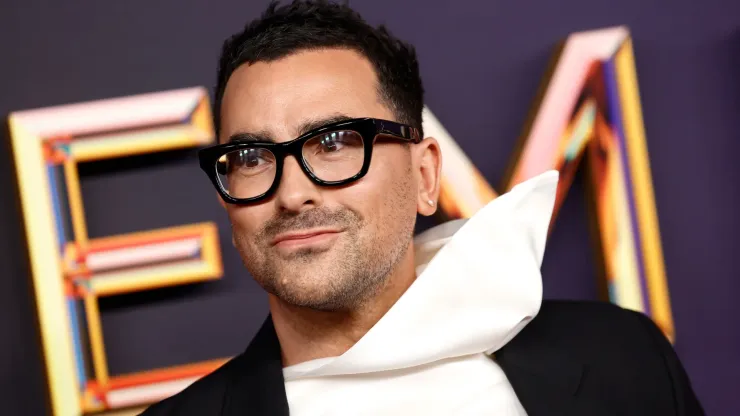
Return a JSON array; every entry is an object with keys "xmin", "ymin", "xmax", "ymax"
[{"xmin": 219, "ymin": 48, "xmax": 425, "ymax": 311}]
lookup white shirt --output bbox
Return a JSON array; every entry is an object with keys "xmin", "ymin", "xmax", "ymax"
[{"xmin": 283, "ymin": 171, "xmax": 559, "ymax": 416}]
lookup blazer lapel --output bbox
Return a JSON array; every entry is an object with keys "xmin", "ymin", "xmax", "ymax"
[
  {"xmin": 496, "ymin": 340, "xmax": 586, "ymax": 416},
  {"xmin": 222, "ymin": 316, "xmax": 289, "ymax": 416}
]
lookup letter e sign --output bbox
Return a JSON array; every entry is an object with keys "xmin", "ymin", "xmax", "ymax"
[{"xmin": 9, "ymin": 87, "xmax": 226, "ymax": 416}]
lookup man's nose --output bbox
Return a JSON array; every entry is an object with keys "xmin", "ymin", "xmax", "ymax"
[{"xmin": 274, "ymin": 155, "xmax": 322, "ymax": 213}]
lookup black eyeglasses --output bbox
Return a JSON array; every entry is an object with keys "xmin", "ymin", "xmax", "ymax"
[{"xmin": 198, "ymin": 117, "xmax": 421, "ymax": 204}]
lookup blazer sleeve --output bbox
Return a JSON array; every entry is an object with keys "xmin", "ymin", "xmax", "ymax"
[{"xmin": 634, "ymin": 312, "xmax": 705, "ymax": 416}]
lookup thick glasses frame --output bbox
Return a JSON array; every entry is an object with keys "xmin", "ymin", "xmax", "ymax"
[{"xmin": 198, "ymin": 117, "xmax": 422, "ymax": 204}]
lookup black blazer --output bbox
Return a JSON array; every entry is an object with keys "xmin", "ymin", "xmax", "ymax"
[{"xmin": 141, "ymin": 300, "xmax": 704, "ymax": 415}]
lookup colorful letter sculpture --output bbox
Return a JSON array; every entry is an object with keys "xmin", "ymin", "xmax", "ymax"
[
  {"xmin": 427, "ymin": 26, "xmax": 674, "ymax": 342},
  {"xmin": 9, "ymin": 87, "xmax": 226, "ymax": 415}
]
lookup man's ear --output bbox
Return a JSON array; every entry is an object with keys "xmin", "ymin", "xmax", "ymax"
[{"xmin": 414, "ymin": 137, "xmax": 442, "ymax": 216}]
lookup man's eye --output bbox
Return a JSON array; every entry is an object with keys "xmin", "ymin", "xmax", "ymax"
[
  {"xmin": 233, "ymin": 149, "xmax": 264, "ymax": 167},
  {"xmin": 318, "ymin": 134, "xmax": 345, "ymax": 153},
  {"xmin": 242, "ymin": 153, "xmax": 263, "ymax": 167}
]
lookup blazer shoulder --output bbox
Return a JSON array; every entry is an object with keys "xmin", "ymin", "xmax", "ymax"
[
  {"xmin": 141, "ymin": 317, "xmax": 287, "ymax": 416},
  {"xmin": 529, "ymin": 299, "xmax": 660, "ymax": 344},
  {"xmin": 539, "ymin": 299, "xmax": 647, "ymax": 324},
  {"xmin": 518, "ymin": 300, "xmax": 704, "ymax": 415},
  {"xmin": 521, "ymin": 299, "xmax": 688, "ymax": 363},
  {"xmin": 139, "ymin": 355, "xmax": 242, "ymax": 416}
]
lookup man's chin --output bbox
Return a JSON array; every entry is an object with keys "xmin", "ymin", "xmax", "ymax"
[
  {"xmin": 275, "ymin": 290, "xmax": 354, "ymax": 312},
  {"xmin": 267, "ymin": 270, "xmax": 357, "ymax": 311}
]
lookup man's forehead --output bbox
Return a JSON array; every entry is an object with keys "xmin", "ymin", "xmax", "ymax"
[{"xmin": 219, "ymin": 50, "xmax": 395, "ymax": 143}]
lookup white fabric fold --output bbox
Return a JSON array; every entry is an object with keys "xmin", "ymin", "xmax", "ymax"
[{"xmin": 284, "ymin": 170, "xmax": 559, "ymax": 381}]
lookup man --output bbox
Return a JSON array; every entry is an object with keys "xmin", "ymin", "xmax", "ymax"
[{"xmin": 143, "ymin": 1, "xmax": 703, "ymax": 414}]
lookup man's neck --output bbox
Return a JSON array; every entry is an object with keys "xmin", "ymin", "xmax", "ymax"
[{"xmin": 270, "ymin": 252, "xmax": 417, "ymax": 368}]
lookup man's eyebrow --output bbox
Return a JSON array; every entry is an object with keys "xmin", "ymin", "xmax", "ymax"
[
  {"xmin": 226, "ymin": 114, "xmax": 356, "ymax": 144},
  {"xmin": 227, "ymin": 131, "xmax": 275, "ymax": 144},
  {"xmin": 296, "ymin": 114, "xmax": 355, "ymax": 137}
]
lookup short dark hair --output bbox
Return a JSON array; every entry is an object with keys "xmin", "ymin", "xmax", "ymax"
[{"xmin": 214, "ymin": 0, "xmax": 425, "ymax": 137}]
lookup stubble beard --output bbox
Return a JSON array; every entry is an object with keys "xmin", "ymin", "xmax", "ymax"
[{"xmin": 234, "ymin": 208, "xmax": 414, "ymax": 312}]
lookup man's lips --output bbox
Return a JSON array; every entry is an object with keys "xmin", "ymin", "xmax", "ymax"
[{"xmin": 270, "ymin": 229, "xmax": 342, "ymax": 247}]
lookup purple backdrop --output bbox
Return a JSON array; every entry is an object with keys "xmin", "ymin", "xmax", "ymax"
[{"xmin": 0, "ymin": 0, "xmax": 737, "ymax": 414}]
